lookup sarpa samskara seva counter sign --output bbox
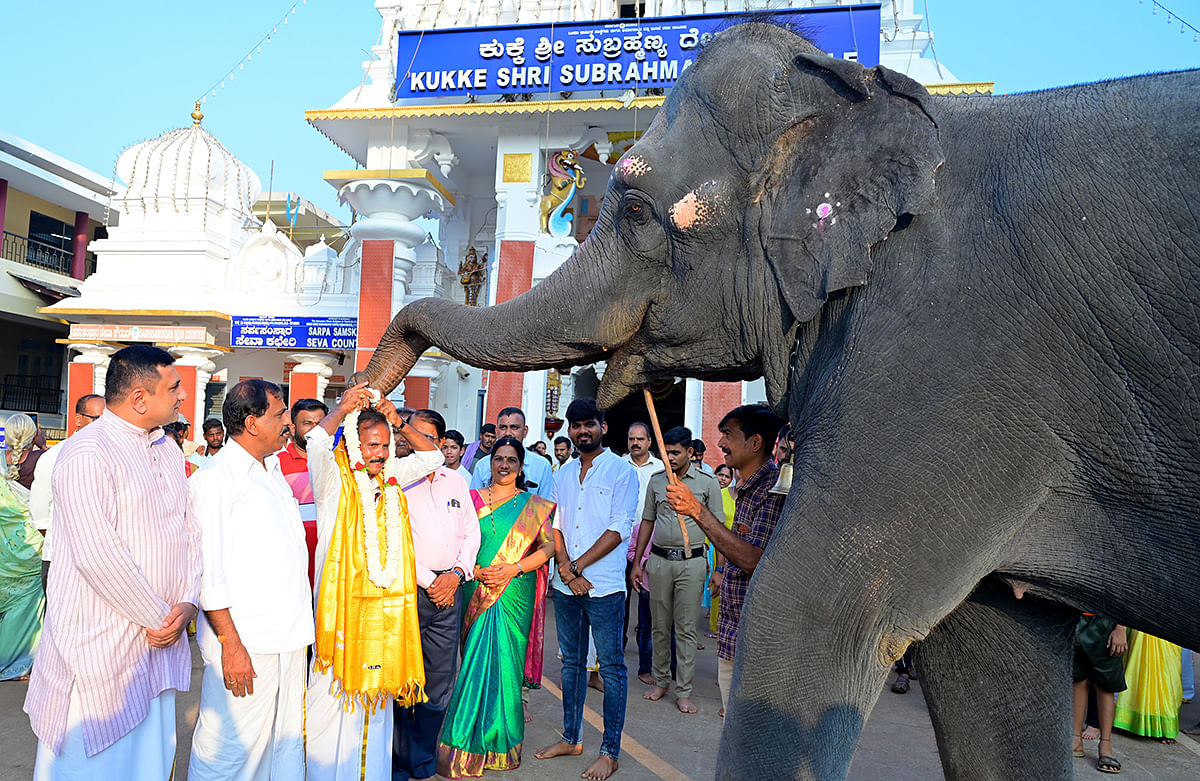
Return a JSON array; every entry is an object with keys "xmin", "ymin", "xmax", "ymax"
[
  {"xmin": 394, "ymin": 4, "xmax": 880, "ymax": 99},
  {"xmin": 231, "ymin": 316, "xmax": 357, "ymax": 349}
]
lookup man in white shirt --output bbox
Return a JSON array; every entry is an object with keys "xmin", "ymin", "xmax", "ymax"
[
  {"xmin": 470, "ymin": 407, "xmax": 554, "ymax": 499},
  {"xmin": 394, "ymin": 409, "xmax": 480, "ymax": 781},
  {"xmin": 188, "ymin": 380, "xmax": 313, "ymax": 779},
  {"xmin": 440, "ymin": 429, "xmax": 474, "ymax": 482},
  {"xmin": 553, "ymin": 436, "xmax": 572, "ymax": 470},
  {"xmin": 621, "ymin": 422, "xmax": 663, "ymax": 685},
  {"xmin": 305, "ymin": 383, "xmax": 443, "ymax": 781},
  {"xmin": 29, "ymin": 394, "xmax": 105, "ymax": 592},
  {"xmin": 535, "ymin": 398, "xmax": 639, "ymax": 781}
]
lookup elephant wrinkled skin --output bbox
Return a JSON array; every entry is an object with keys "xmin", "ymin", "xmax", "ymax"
[{"xmin": 356, "ymin": 23, "xmax": 1200, "ymax": 781}]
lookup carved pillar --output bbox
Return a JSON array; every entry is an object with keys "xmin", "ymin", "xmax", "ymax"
[
  {"xmin": 169, "ymin": 347, "xmax": 222, "ymax": 434},
  {"xmin": 488, "ymin": 135, "xmax": 541, "ymax": 422},
  {"xmin": 340, "ymin": 178, "xmax": 451, "ymax": 373},
  {"xmin": 288, "ymin": 353, "xmax": 337, "ymax": 407}
]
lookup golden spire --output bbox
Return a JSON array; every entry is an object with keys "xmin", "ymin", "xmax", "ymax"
[{"xmin": 191, "ymin": 101, "xmax": 204, "ymax": 126}]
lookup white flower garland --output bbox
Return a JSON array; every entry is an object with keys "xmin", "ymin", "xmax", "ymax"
[{"xmin": 343, "ymin": 403, "xmax": 404, "ymax": 590}]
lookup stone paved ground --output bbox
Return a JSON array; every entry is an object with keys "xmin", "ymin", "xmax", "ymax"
[{"xmin": 1, "ymin": 614, "xmax": 1197, "ymax": 780}]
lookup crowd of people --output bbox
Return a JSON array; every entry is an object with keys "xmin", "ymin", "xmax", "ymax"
[
  {"xmin": 0, "ymin": 344, "xmax": 791, "ymax": 781},
  {"xmin": 1, "ymin": 343, "xmax": 1194, "ymax": 779}
]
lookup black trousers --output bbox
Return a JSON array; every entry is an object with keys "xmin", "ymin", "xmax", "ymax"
[{"xmin": 393, "ymin": 586, "xmax": 462, "ymax": 780}]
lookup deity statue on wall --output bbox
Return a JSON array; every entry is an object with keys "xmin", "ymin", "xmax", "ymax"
[
  {"xmin": 459, "ymin": 246, "xmax": 487, "ymax": 306},
  {"xmin": 540, "ymin": 150, "xmax": 587, "ymax": 237}
]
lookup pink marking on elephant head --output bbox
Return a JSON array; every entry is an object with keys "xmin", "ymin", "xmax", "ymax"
[
  {"xmin": 617, "ymin": 155, "xmax": 651, "ymax": 179},
  {"xmin": 670, "ymin": 180, "xmax": 723, "ymax": 231}
]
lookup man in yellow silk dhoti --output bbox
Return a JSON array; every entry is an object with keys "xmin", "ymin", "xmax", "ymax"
[{"xmin": 305, "ymin": 383, "xmax": 444, "ymax": 781}]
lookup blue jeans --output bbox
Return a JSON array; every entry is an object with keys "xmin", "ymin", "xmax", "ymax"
[{"xmin": 553, "ymin": 589, "xmax": 627, "ymax": 759}]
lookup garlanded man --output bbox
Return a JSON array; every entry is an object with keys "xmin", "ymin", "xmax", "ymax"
[
  {"xmin": 633, "ymin": 426, "xmax": 724, "ymax": 714},
  {"xmin": 188, "ymin": 380, "xmax": 313, "ymax": 778},
  {"xmin": 663, "ymin": 404, "xmax": 785, "ymax": 717},
  {"xmin": 536, "ymin": 398, "xmax": 639, "ymax": 781},
  {"xmin": 305, "ymin": 382, "xmax": 443, "ymax": 781},
  {"xmin": 393, "ymin": 409, "xmax": 480, "ymax": 781},
  {"xmin": 25, "ymin": 345, "xmax": 200, "ymax": 779}
]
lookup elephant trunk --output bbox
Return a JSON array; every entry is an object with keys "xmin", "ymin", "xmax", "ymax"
[{"xmin": 355, "ymin": 240, "xmax": 644, "ymax": 395}]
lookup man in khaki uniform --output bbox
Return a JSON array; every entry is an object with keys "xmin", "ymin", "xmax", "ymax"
[{"xmin": 631, "ymin": 426, "xmax": 724, "ymax": 714}]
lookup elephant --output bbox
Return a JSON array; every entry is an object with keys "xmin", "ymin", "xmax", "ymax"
[{"xmin": 354, "ymin": 22, "xmax": 1200, "ymax": 781}]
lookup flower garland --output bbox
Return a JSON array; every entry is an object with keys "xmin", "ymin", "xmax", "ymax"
[{"xmin": 343, "ymin": 405, "xmax": 404, "ymax": 589}]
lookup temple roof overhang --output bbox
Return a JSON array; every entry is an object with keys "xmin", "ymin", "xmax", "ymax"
[{"xmin": 305, "ymin": 95, "xmax": 667, "ymax": 166}]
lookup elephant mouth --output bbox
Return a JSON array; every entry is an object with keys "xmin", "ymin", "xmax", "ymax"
[{"xmin": 593, "ymin": 343, "xmax": 671, "ymax": 408}]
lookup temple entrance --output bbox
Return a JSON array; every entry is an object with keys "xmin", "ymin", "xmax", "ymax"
[{"xmin": 603, "ymin": 380, "xmax": 685, "ymax": 457}]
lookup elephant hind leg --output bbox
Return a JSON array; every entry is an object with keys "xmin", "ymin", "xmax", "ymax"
[{"xmin": 912, "ymin": 579, "xmax": 1077, "ymax": 781}]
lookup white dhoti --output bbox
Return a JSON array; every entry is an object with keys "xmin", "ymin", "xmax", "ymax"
[
  {"xmin": 188, "ymin": 646, "xmax": 307, "ymax": 781},
  {"xmin": 304, "ymin": 664, "xmax": 393, "ymax": 781},
  {"xmin": 33, "ymin": 689, "xmax": 176, "ymax": 781}
]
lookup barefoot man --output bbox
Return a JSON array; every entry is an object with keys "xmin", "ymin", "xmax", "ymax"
[
  {"xmin": 632, "ymin": 426, "xmax": 724, "ymax": 714},
  {"xmin": 536, "ymin": 398, "xmax": 639, "ymax": 780},
  {"xmin": 305, "ymin": 383, "xmax": 443, "ymax": 780}
]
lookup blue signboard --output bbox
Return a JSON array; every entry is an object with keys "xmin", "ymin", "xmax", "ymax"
[
  {"xmin": 231, "ymin": 316, "xmax": 358, "ymax": 350},
  {"xmin": 395, "ymin": 5, "xmax": 881, "ymax": 99}
]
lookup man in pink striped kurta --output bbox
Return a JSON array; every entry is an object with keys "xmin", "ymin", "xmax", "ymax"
[{"xmin": 24, "ymin": 344, "xmax": 201, "ymax": 779}]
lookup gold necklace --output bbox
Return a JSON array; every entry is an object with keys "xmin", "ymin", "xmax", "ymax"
[{"xmin": 486, "ymin": 486, "xmax": 519, "ymax": 532}]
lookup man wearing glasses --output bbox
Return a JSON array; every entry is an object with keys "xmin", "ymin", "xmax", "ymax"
[{"xmin": 29, "ymin": 394, "xmax": 106, "ymax": 591}]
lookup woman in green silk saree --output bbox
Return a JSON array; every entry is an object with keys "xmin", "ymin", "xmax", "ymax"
[{"xmin": 438, "ymin": 438, "xmax": 555, "ymax": 778}]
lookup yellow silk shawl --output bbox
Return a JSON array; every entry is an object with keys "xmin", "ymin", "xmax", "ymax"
[{"xmin": 314, "ymin": 443, "xmax": 426, "ymax": 712}]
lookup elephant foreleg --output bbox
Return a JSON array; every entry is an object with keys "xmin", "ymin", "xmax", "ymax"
[{"xmin": 912, "ymin": 579, "xmax": 1077, "ymax": 781}]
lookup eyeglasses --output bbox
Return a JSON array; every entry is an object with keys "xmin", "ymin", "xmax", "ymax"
[{"xmin": 79, "ymin": 413, "xmax": 101, "ymax": 421}]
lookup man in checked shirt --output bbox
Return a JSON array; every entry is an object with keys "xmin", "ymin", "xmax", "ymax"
[{"xmin": 664, "ymin": 404, "xmax": 785, "ymax": 718}]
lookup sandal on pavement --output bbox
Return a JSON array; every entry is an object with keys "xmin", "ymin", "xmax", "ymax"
[
  {"xmin": 890, "ymin": 675, "xmax": 910, "ymax": 694},
  {"xmin": 1072, "ymin": 735, "xmax": 1085, "ymax": 758},
  {"xmin": 1097, "ymin": 739, "xmax": 1121, "ymax": 774}
]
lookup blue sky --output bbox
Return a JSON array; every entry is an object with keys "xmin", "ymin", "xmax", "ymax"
[{"xmin": 3, "ymin": 1, "xmax": 1196, "ymax": 220}]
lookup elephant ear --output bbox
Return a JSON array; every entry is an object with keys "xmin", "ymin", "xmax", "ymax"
[{"xmin": 754, "ymin": 55, "xmax": 944, "ymax": 324}]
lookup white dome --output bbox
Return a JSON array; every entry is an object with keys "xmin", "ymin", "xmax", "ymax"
[{"xmin": 115, "ymin": 110, "xmax": 261, "ymax": 220}]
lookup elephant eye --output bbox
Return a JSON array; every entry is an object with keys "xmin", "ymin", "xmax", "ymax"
[{"xmin": 621, "ymin": 194, "xmax": 652, "ymax": 223}]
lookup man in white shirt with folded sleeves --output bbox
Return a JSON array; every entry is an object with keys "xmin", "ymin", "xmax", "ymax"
[{"xmin": 188, "ymin": 379, "xmax": 314, "ymax": 779}]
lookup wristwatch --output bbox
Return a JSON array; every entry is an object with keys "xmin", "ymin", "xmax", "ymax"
[
  {"xmin": 569, "ymin": 560, "xmax": 581, "ymax": 577},
  {"xmin": 452, "ymin": 567, "xmax": 467, "ymax": 585},
  {"xmin": 714, "ymin": 566, "xmax": 725, "ymax": 573}
]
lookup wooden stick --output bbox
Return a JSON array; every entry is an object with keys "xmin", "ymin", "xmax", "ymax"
[{"xmin": 643, "ymin": 388, "xmax": 691, "ymax": 551}]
